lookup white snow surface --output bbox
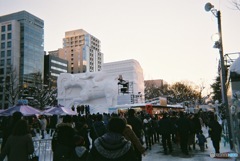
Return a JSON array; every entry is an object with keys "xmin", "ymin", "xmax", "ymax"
[{"xmin": 230, "ymin": 56, "xmax": 240, "ymax": 74}]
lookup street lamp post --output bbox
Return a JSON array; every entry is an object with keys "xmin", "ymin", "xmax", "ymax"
[{"xmin": 205, "ymin": 2, "xmax": 233, "ymax": 149}]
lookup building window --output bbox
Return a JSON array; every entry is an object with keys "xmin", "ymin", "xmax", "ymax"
[
  {"xmin": 1, "ymin": 34, "xmax": 5, "ymax": 41},
  {"xmin": 7, "ymin": 59, "xmax": 11, "ymax": 65},
  {"xmin": 1, "ymin": 26, "xmax": 5, "ymax": 32},
  {"xmin": 1, "ymin": 43, "xmax": 5, "ymax": 49},
  {"xmin": 0, "ymin": 68, "xmax": 3, "ymax": 74},
  {"xmin": 7, "ymin": 33, "xmax": 11, "ymax": 39},
  {"xmin": 0, "ymin": 60, "xmax": 4, "ymax": 66},
  {"xmin": 6, "ymin": 67, "xmax": 11, "ymax": 73},
  {"xmin": 7, "ymin": 50, "xmax": 11, "ymax": 57},
  {"xmin": 7, "ymin": 24, "xmax": 12, "ymax": 31},
  {"xmin": 1, "ymin": 51, "xmax": 5, "ymax": 58},
  {"xmin": 7, "ymin": 42, "xmax": 11, "ymax": 48}
]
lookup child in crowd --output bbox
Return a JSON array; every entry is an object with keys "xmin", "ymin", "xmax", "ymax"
[
  {"xmin": 73, "ymin": 135, "xmax": 89, "ymax": 161},
  {"xmin": 197, "ymin": 130, "xmax": 207, "ymax": 152}
]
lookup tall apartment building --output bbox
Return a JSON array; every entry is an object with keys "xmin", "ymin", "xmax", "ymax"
[
  {"xmin": 0, "ymin": 11, "xmax": 44, "ymax": 108},
  {"xmin": 49, "ymin": 29, "xmax": 103, "ymax": 73}
]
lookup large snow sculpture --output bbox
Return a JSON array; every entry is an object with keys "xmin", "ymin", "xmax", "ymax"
[
  {"xmin": 57, "ymin": 72, "xmax": 119, "ymax": 109},
  {"xmin": 58, "ymin": 59, "xmax": 145, "ymax": 113}
]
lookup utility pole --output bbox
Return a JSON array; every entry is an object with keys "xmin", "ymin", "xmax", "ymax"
[{"xmin": 205, "ymin": 2, "xmax": 233, "ymax": 149}]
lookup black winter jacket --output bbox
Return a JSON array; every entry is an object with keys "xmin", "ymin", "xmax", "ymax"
[{"xmin": 87, "ymin": 132, "xmax": 137, "ymax": 161}]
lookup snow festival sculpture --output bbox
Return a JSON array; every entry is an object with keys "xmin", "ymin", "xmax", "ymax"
[
  {"xmin": 58, "ymin": 59, "xmax": 145, "ymax": 113},
  {"xmin": 57, "ymin": 72, "xmax": 119, "ymax": 109}
]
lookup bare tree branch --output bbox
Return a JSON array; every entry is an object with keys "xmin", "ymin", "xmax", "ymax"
[{"xmin": 232, "ymin": 0, "xmax": 240, "ymax": 10}]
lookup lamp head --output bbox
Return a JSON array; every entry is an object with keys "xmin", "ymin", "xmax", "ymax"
[
  {"xmin": 211, "ymin": 33, "xmax": 220, "ymax": 42},
  {"xmin": 205, "ymin": 2, "xmax": 214, "ymax": 12}
]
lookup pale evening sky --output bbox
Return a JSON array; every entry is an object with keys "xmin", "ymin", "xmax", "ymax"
[{"xmin": 0, "ymin": 0, "xmax": 240, "ymax": 95}]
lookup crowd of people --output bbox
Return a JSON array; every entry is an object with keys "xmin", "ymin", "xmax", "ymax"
[{"xmin": 0, "ymin": 108, "xmax": 223, "ymax": 161}]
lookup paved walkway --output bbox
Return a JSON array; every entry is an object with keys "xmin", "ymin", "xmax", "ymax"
[{"xmin": 143, "ymin": 127, "xmax": 237, "ymax": 161}]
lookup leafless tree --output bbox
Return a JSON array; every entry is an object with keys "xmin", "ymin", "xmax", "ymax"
[
  {"xmin": 2, "ymin": 67, "xmax": 22, "ymax": 107},
  {"xmin": 144, "ymin": 80, "xmax": 200, "ymax": 105},
  {"xmin": 232, "ymin": 0, "xmax": 240, "ymax": 10},
  {"xmin": 25, "ymin": 73, "xmax": 57, "ymax": 110}
]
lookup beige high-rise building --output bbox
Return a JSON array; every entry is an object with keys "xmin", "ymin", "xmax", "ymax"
[{"xmin": 49, "ymin": 29, "xmax": 103, "ymax": 73}]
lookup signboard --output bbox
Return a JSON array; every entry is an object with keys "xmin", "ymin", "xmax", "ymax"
[
  {"xmin": 159, "ymin": 97, "xmax": 167, "ymax": 106},
  {"xmin": 17, "ymin": 99, "xmax": 28, "ymax": 105}
]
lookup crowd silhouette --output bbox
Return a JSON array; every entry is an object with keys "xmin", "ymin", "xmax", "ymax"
[{"xmin": 0, "ymin": 108, "xmax": 223, "ymax": 161}]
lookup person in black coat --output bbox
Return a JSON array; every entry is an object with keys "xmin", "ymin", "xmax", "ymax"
[
  {"xmin": 127, "ymin": 109, "xmax": 143, "ymax": 141},
  {"xmin": 208, "ymin": 114, "xmax": 222, "ymax": 153},
  {"xmin": 192, "ymin": 113, "xmax": 202, "ymax": 150},
  {"xmin": 52, "ymin": 115, "xmax": 76, "ymax": 161},
  {"xmin": 176, "ymin": 112, "xmax": 191, "ymax": 155},
  {"xmin": 87, "ymin": 117, "xmax": 137, "ymax": 161},
  {"xmin": 169, "ymin": 112, "xmax": 178, "ymax": 144},
  {"xmin": 0, "ymin": 119, "xmax": 34, "ymax": 161},
  {"xmin": 90, "ymin": 114, "xmax": 107, "ymax": 145},
  {"xmin": 1, "ymin": 112, "xmax": 23, "ymax": 152},
  {"xmin": 158, "ymin": 113, "xmax": 173, "ymax": 154},
  {"xmin": 143, "ymin": 115, "xmax": 153, "ymax": 150},
  {"xmin": 127, "ymin": 109, "xmax": 143, "ymax": 161},
  {"xmin": 75, "ymin": 116, "xmax": 90, "ymax": 151}
]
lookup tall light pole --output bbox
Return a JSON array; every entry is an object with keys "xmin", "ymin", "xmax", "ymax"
[{"xmin": 205, "ymin": 2, "xmax": 233, "ymax": 149}]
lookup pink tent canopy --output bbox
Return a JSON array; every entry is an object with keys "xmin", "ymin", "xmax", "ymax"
[
  {"xmin": 0, "ymin": 104, "xmax": 41, "ymax": 116},
  {"xmin": 42, "ymin": 106, "xmax": 77, "ymax": 116}
]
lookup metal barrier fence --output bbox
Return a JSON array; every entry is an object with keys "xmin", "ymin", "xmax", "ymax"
[{"xmin": 33, "ymin": 138, "xmax": 53, "ymax": 161}]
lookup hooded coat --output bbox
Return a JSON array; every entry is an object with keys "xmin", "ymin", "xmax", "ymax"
[
  {"xmin": 87, "ymin": 132, "xmax": 137, "ymax": 161},
  {"xmin": 52, "ymin": 122, "xmax": 76, "ymax": 161}
]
